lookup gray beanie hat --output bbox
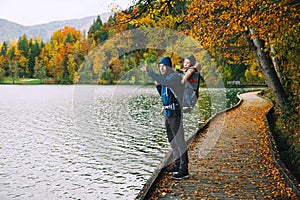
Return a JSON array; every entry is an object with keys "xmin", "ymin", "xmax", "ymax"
[{"xmin": 186, "ymin": 55, "xmax": 196, "ymax": 66}]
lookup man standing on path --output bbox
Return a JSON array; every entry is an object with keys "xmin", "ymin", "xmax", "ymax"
[{"xmin": 140, "ymin": 56, "xmax": 189, "ymax": 179}]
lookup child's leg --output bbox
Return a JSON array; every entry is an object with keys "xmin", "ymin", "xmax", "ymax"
[{"xmin": 184, "ymin": 88, "xmax": 193, "ymax": 107}]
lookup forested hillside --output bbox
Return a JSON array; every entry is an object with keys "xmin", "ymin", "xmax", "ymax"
[{"xmin": 0, "ymin": 13, "xmax": 112, "ymax": 43}]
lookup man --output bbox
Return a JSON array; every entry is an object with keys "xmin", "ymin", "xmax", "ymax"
[{"xmin": 140, "ymin": 56, "xmax": 189, "ymax": 179}]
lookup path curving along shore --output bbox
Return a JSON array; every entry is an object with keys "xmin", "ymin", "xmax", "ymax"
[{"xmin": 137, "ymin": 91, "xmax": 299, "ymax": 199}]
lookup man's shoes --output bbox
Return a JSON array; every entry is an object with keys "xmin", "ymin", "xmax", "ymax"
[
  {"xmin": 172, "ymin": 170, "xmax": 190, "ymax": 180},
  {"xmin": 167, "ymin": 165, "xmax": 179, "ymax": 174}
]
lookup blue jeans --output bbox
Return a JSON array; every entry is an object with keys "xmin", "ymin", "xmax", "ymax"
[{"xmin": 184, "ymin": 87, "xmax": 194, "ymax": 107}]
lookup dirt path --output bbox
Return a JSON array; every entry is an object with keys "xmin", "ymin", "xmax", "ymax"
[{"xmin": 145, "ymin": 91, "xmax": 298, "ymax": 199}]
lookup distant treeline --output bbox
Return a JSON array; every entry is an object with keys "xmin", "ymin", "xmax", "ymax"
[{"xmin": 0, "ymin": 15, "xmax": 264, "ymax": 85}]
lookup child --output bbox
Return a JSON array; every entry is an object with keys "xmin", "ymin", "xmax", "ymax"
[{"xmin": 180, "ymin": 55, "xmax": 200, "ymax": 111}]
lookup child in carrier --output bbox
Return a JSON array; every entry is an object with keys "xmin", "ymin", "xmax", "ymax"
[{"xmin": 180, "ymin": 55, "xmax": 200, "ymax": 112}]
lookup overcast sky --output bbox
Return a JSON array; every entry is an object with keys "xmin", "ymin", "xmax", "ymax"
[{"xmin": 0, "ymin": 0, "xmax": 133, "ymax": 26}]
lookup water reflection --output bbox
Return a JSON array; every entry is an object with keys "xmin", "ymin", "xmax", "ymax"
[{"xmin": 0, "ymin": 85, "xmax": 251, "ymax": 199}]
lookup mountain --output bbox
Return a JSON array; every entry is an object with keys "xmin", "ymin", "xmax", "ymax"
[{"xmin": 0, "ymin": 12, "xmax": 112, "ymax": 43}]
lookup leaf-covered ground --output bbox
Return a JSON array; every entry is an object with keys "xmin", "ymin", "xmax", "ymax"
[{"xmin": 146, "ymin": 91, "xmax": 298, "ymax": 199}]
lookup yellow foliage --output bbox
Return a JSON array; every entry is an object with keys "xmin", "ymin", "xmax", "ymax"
[{"xmin": 185, "ymin": 0, "xmax": 299, "ymax": 65}]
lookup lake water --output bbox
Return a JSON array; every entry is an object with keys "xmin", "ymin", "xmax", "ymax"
[{"xmin": 0, "ymin": 85, "xmax": 250, "ymax": 199}]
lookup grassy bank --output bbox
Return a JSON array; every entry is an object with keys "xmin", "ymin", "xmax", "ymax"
[
  {"xmin": 1, "ymin": 78, "xmax": 61, "ymax": 85},
  {"xmin": 261, "ymin": 89, "xmax": 300, "ymax": 183}
]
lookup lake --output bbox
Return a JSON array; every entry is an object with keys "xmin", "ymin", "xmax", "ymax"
[{"xmin": 0, "ymin": 85, "xmax": 254, "ymax": 199}]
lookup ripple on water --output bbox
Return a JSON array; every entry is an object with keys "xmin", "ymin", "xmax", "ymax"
[
  {"xmin": 0, "ymin": 85, "xmax": 170, "ymax": 199},
  {"xmin": 0, "ymin": 85, "xmax": 244, "ymax": 199}
]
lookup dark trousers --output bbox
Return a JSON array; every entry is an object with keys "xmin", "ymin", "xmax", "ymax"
[{"xmin": 165, "ymin": 116, "xmax": 189, "ymax": 172}]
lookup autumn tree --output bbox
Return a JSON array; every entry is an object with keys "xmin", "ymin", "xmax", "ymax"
[
  {"xmin": 181, "ymin": 0, "xmax": 300, "ymax": 181},
  {"xmin": 18, "ymin": 53, "xmax": 29, "ymax": 78},
  {"xmin": 185, "ymin": 0, "xmax": 299, "ymax": 112},
  {"xmin": 7, "ymin": 43, "xmax": 20, "ymax": 83},
  {"xmin": 0, "ymin": 42, "xmax": 9, "ymax": 80},
  {"xmin": 0, "ymin": 42, "xmax": 8, "ymax": 56},
  {"xmin": 0, "ymin": 62, "xmax": 4, "ymax": 82},
  {"xmin": 34, "ymin": 57, "xmax": 47, "ymax": 83},
  {"xmin": 106, "ymin": 0, "xmax": 193, "ymax": 83},
  {"xmin": 245, "ymin": 63, "xmax": 264, "ymax": 84},
  {"xmin": 0, "ymin": 54, "xmax": 5, "ymax": 82},
  {"xmin": 48, "ymin": 26, "xmax": 84, "ymax": 83},
  {"xmin": 39, "ymin": 42, "xmax": 54, "ymax": 78},
  {"xmin": 122, "ymin": 0, "xmax": 189, "ymax": 47}
]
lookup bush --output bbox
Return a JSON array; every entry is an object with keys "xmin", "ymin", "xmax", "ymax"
[{"xmin": 269, "ymin": 105, "xmax": 300, "ymax": 182}]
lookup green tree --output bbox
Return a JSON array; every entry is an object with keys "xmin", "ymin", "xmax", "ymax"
[
  {"xmin": 89, "ymin": 16, "xmax": 103, "ymax": 34},
  {"xmin": 34, "ymin": 57, "xmax": 47, "ymax": 83},
  {"xmin": 17, "ymin": 34, "xmax": 29, "ymax": 58},
  {"xmin": 65, "ymin": 33, "xmax": 73, "ymax": 44},
  {"xmin": 221, "ymin": 63, "xmax": 232, "ymax": 84},
  {"xmin": 88, "ymin": 16, "xmax": 109, "ymax": 44},
  {"xmin": 9, "ymin": 60, "xmax": 19, "ymax": 84},
  {"xmin": 28, "ymin": 39, "xmax": 43, "ymax": 78},
  {"xmin": 102, "ymin": 67, "xmax": 114, "ymax": 84},
  {"xmin": 15, "ymin": 34, "xmax": 31, "ymax": 77}
]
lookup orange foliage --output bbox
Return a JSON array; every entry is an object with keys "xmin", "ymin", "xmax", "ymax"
[{"xmin": 185, "ymin": 0, "xmax": 298, "ymax": 64}]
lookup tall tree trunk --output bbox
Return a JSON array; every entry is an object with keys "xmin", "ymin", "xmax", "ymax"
[
  {"xmin": 247, "ymin": 28, "xmax": 287, "ymax": 112},
  {"xmin": 269, "ymin": 37, "xmax": 281, "ymax": 79}
]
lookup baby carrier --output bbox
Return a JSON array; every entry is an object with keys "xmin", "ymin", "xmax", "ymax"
[
  {"xmin": 187, "ymin": 68, "xmax": 200, "ymax": 107},
  {"xmin": 180, "ymin": 65, "xmax": 201, "ymax": 113}
]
